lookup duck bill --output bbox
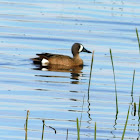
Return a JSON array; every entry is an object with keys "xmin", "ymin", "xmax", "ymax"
[{"xmin": 82, "ymin": 47, "xmax": 92, "ymax": 53}]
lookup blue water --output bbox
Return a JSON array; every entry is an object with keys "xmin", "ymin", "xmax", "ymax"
[{"xmin": 0, "ymin": 0, "xmax": 140, "ymax": 139}]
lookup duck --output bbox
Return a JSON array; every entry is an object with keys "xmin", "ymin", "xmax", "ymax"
[{"xmin": 32, "ymin": 43, "xmax": 91, "ymax": 67}]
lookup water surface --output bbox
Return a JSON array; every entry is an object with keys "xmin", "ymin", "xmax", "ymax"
[{"xmin": 0, "ymin": 0, "xmax": 140, "ymax": 139}]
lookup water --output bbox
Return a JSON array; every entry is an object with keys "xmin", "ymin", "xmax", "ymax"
[{"xmin": 0, "ymin": 0, "xmax": 140, "ymax": 139}]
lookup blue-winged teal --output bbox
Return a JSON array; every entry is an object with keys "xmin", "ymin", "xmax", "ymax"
[{"xmin": 32, "ymin": 43, "xmax": 91, "ymax": 67}]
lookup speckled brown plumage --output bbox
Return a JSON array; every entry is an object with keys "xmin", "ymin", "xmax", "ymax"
[{"xmin": 32, "ymin": 43, "xmax": 91, "ymax": 67}]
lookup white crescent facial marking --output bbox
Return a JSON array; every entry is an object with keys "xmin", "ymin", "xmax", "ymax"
[
  {"xmin": 79, "ymin": 44, "xmax": 84, "ymax": 52},
  {"xmin": 41, "ymin": 58, "xmax": 49, "ymax": 66}
]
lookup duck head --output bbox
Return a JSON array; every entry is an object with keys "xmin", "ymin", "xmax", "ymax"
[{"xmin": 71, "ymin": 43, "xmax": 91, "ymax": 56}]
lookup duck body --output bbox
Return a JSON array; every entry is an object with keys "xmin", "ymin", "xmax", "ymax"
[{"xmin": 32, "ymin": 43, "xmax": 91, "ymax": 67}]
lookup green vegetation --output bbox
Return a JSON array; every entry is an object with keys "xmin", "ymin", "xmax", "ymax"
[
  {"xmin": 94, "ymin": 122, "xmax": 96, "ymax": 140},
  {"xmin": 138, "ymin": 97, "xmax": 140, "ymax": 120},
  {"xmin": 110, "ymin": 49, "xmax": 118, "ymax": 114},
  {"xmin": 131, "ymin": 70, "xmax": 135, "ymax": 95},
  {"xmin": 136, "ymin": 28, "xmax": 140, "ymax": 53},
  {"xmin": 76, "ymin": 118, "xmax": 80, "ymax": 140},
  {"xmin": 24, "ymin": 112, "xmax": 56, "ymax": 140},
  {"xmin": 25, "ymin": 110, "xmax": 29, "ymax": 140},
  {"xmin": 121, "ymin": 105, "xmax": 130, "ymax": 140},
  {"xmin": 66, "ymin": 129, "xmax": 68, "ymax": 140},
  {"xmin": 134, "ymin": 102, "xmax": 136, "ymax": 116},
  {"xmin": 88, "ymin": 51, "xmax": 94, "ymax": 95},
  {"xmin": 41, "ymin": 120, "xmax": 45, "ymax": 140}
]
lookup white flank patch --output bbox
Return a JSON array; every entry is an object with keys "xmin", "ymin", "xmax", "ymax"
[
  {"xmin": 41, "ymin": 58, "xmax": 49, "ymax": 66},
  {"xmin": 42, "ymin": 68, "xmax": 48, "ymax": 71},
  {"xmin": 79, "ymin": 44, "xmax": 84, "ymax": 52}
]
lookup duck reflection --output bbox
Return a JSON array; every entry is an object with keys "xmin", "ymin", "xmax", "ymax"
[{"xmin": 33, "ymin": 64, "xmax": 83, "ymax": 81}]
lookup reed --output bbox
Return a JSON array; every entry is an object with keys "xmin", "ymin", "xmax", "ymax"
[
  {"xmin": 66, "ymin": 129, "xmax": 68, "ymax": 140},
  {"xmin": 41, "ymin": 120, "xmax": 45, "ymax": 140},
  {"xmin": 110, "ymin": 49, "xmax": 118, "ymax": 114},
  {"xmin": 134, "ymin": 102, "xmax": 136, "ymax": 116},
  {"xmin": 139, "ymin": 97, "xmax": 140, "ymax": 119},
  {"xmin": 136, "ymin": 28, "xmax": 140, "ymax": 53},
  {"xmin": 41, "ymin": 120, "xmax": 56, "ymax": 139},
  {"xmin": 76, "ymin": 118, "xmax": 80, "ymax": 140},
  {"xmin": 44, "ymin": 123, "xmax": 56, "ymax": 134},
  {"xmin": 88, "ymin": 51, "xmax": 94, "ymax": 96},
  {"xmin": 121, "ymin": 105, "xmax": 130, "ymax": 140},
  {"xmin": 25, "ymin": 110, "xmax": 30, "ymax": 140},
  {"xmin": 131, "ymin": 70, "xmax": 135, "ymax": 95},
  {"xmin": 94, "ymin": 122, "xmax": 96, "ymax": 140}
]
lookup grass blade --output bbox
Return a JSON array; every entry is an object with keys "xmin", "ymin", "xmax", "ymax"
[
  {"xmin": 138, "ymin": 97, "xmax": 140, "ymax": 131},
  {"xmin": 110, "ymin": 49, "xmax": 118, "ymax": 114},
  {"xmin": 42, "ymin": 120, "xmax": 45, "ymax": 140},
  {"xmin": 136, "ymin": 28, "xmax": 140, "ymax": 53},
  {"xmin": 42, "ymin": 121, "xmax": 56, "ymax": 139},
  {"xmin": 131, "ymin": 69, "xmax": 135, "ymax": 95},
  {"xmin": 138, "ymin": 97, "xmax": 140, "ymax": 120},
  {"xmin": 66, "ymin": 129, "xmax": 68, "ymax": 140},
  {"xmin": 121, "ymin": 105, "xmax": 130, "ymax": 140},
  {"xmin": 25, "ymin": 110, "xmax": 30, "ymax": 140},
  {"xmin": 76, "ymin": 118, "xmax": 80, "ymax": 140},
  {"xmin": 134, "ymin": 102, "xmax": 136, "ymax": 116},
  {"xmin": 44, "ymin": 124, "xmax": 56, "ymax": 134},
  {"xmin": 88, "ymin": 51, "xmax": 94, "ymax": 96},
  {"xmin": 94, "ymin": 122, "xmax": 96, "ymax": 140}
]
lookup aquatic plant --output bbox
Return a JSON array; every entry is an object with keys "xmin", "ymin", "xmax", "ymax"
[
  {"xmin": 131, "ymin": 70, "xmax": 135, "ymax": 95},
  {"xmin": 138, "ymin": 97, "xmax": 140, "ymax": 132},
  {"xmin": 24, "ymin": 110, "xmax": 30, "ymax": 140},
  {"xmin": 94, "ymin": 122, "xmax": 96, "ymax": 140},
  {"xmin": 66, "ymin": 129, "xmax": 68, "ymax": 140},
  {"xmin": 88, "ymin": 51, "xmax": 94, "ymax": 96},
  {"xmin": 138, "ymin": 97, "xmax": 140, "ymax": 119},
  {"xmin": 136, "ymin": 28, "xmax": 140, "ymax": 53},
  {"xmin": 134, "ymin": 102, "xmax": 136, "ymax": 116},
  {"xmin": 41, "ymin": 120, "xmax": 45, "ymax": 140},
  {"xmin": 121, "ymin": 105, "xmax": 130, "ymax": 140},
  {"xmin": 41, "ymin": 119, "xmax": 56, "ymax": 140},
  {"xmin": 76, "ymin": 118, "xmax": 80, "ymax": 140},
  {"xmin": 110, "ymin": 49, "xmax": 118, "ymax": 114}
]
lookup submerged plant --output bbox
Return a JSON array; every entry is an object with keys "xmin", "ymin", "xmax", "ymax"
[{"xmin": 110, "ymin": 49, "xmax": 118, "ymax": 114}]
